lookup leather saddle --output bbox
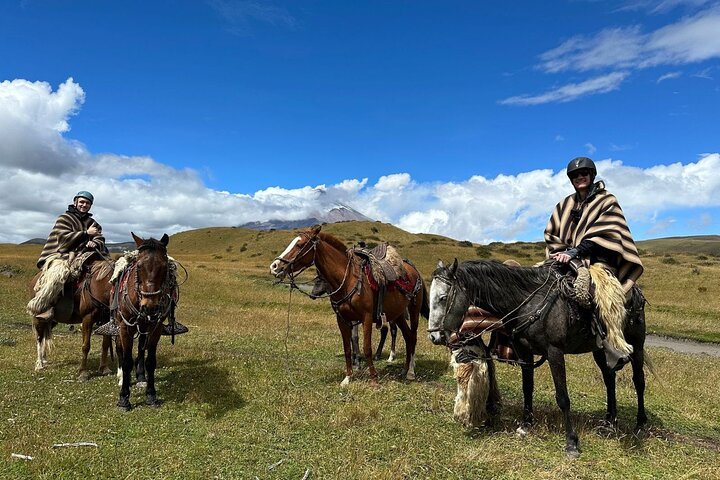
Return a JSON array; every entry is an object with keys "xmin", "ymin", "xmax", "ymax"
[{"xmin": 449, "ymin": 306, "xmax": 518, "ymax": 363}]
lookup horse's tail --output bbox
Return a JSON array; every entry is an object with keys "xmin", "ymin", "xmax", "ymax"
[{"xmin": 420, "ymin": 281, "xmax": 430, "ymax": 320}]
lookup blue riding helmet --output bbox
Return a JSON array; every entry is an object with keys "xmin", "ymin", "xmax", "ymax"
[{"xmin": 74, "ymin": 191, "xmax": 94, "ymax": 203}]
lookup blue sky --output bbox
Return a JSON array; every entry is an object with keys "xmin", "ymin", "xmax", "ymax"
[{"xmin": 1, "ymin": 0, "xmax": 719, "ymax": 244}]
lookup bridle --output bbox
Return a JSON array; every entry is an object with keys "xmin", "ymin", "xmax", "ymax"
[
  {"xmin": 275, "ymin": 232, "xmax": 362, "ymax": 311},
  {"xmin": 274, "ymin": 232, "xmax": 319, "ymax": 278},
  {"xmin": 116, "ymin": 248, "xmax": 176, "ymax": 336},
  {"xmin": 427, "ymin": 272, "xmax": 471, "ymax": 336}
]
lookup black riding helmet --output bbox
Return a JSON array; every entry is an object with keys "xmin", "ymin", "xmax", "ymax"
[{"xmin": 566, "ymin": 157, "xmax": 597, "ymax": 179}]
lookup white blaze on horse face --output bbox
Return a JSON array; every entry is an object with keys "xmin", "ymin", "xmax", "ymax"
[
  {"xmin": 269, "ymin": 236, "xmax": 301, "ymax": 276},
  {"xmin": 427, "ymin": 278, "xmax": 450, "ymax": 345}
]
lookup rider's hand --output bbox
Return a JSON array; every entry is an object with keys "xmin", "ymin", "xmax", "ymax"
[
  {"xmin": 87, "ymin": 225, "xmax": 99, "ymax": 237},
  {"xmin": 552, "ymin": 252, "xmax": 573, "ymax": 263},
  {"xmin": 86, "ymin": 240, "xmax": 97, "ymax": 249}
]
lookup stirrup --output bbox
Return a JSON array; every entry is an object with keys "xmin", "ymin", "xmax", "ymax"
[
  {"xmin": 94, "ymin": 321, "xmax": 119, "ymax": 336},
  {"xmin": 162, "ymin": 321, "xmax": 189, "ymax": 336}
]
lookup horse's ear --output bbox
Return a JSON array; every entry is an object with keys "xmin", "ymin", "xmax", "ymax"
[
  {"xmin": 450, "ymin": 258, "xmax": 458, "ymax": 274},
  {"xmin": 437, "ymin": 260, "xmax": 445, "ymax": 269},
  {"xmin": 131, "ymin": 232, "xmax": 143, "ymax": 247},
  {"xmin": 160, "ymin": 234, "xmax": 169, "ymax": 246},
  {"xmin": 310, "ymin": 224, "xmax": 322, "ymax": 235}
]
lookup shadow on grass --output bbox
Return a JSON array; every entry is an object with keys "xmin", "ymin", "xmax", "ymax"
[
  {"xmin": 158, "ymin": 357, "xmax": 246, "ymax": 418},
  {"xmin": 462, "ymin": 400, "xmax": 679, "ymax": 454},
  {"xmin": 320, "ymin": 356, "xmax": 449, "ymax": 385}
]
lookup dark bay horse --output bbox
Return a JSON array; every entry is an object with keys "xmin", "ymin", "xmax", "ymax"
[
  {"xmin": 31, "ymin": 255, "xmax": 115, "ymax": 380},
  {"xmin": 270, "ymin": 225, "xmax": 429, "ymax": 385},
  {"xmin": 427, "ymin": 259, "xmax": 647, "ymax": 458},
  {"xmin": 115, "ymin": 233, "xmax": 176, "ymax": 411}
]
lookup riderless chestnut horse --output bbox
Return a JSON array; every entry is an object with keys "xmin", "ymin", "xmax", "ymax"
[
  {"xmin": 270, "ymin": 225, "xmax": 429, "ymax": 385},
  {"xmin": 31, "ymin": 255, "xmax": 115, "ymax": 381},
  {"xmin": 115, "ymin": 233, "xmax": 177, "ymax": 411}
]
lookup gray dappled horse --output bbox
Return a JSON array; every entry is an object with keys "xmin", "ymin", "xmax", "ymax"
[{"xmin": 428, "ymin": 259, "xmax": 648, "ymax": 458}]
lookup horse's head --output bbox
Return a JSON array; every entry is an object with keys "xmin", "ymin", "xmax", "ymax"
[
  {"xmin": 269, "ymin": 225, "xmax": 321, "ymax": 279},
  {"xmin": 131, "ymin": 232, "xmax": 171, "ymax": 315},
  {"xmin": 428, "ymin": 259, "xmax": 470, "ymax": 346}
]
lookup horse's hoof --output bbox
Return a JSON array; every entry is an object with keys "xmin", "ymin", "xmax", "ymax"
[
  {"xmin": 100, "ymin": 367, "xmax": 113, "ymax": 376},
  {"xmin": 388, "ymin": 352, "xmax": 396, "ymax": 363},
  {"xmin": 516, "ymin": 426, "xmax": 529, "ymax": 437},
  {"xmin": 405, "ymin": 371, "xmax": 416, "ymax": 381},
  {"xmin": 135, "ymin": 381, "xmax": 147, "ymax": 389},
  {"xmin": 565, "ymin": 448, "xmax": 580, "ymax": 460},
  {"xmin": 77, "ymin": 371, "xmax": 90, "ymax": 382},
  {"xmin": 146, "ymin": 398, "xmax": 161, "ymax": 408},
  {"xmin": 340, "ymin": 376, "xmax": 351, "ymax": 387},
  {"xmin": 117, "ymin": 401, "xmax": 132, "ymax": 412}
]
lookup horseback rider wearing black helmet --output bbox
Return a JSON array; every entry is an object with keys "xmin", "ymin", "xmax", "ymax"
[{"xmin": 545, "ymin": 157, "xmax": 644, "ymax": 370}]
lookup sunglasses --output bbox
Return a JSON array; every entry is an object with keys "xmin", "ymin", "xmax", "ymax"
[{"xmin": 569, "ymin": 169, "xmax": 592, "ymax": 179}]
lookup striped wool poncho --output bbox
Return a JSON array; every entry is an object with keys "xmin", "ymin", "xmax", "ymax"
[
  {"xmin": 36, "ymin": 205, "xmax": 106, "ymax": 269},
  {"xmin": 544, "ymin": 181, "xmax": 643, "ymax": 291}
]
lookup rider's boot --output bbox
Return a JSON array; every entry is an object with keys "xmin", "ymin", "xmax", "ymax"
[{"xmin": 601, "ymin": 337, "xmax": 631, "ymax": 372}]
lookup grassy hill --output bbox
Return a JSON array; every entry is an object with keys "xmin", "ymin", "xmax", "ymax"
[
  {"xmin": 637, "ymin": 234, "xmax": 720, "ymax": 256},
  {"xmin": 1, "ymin": 223, "xmax": 719, "ymax": 478}
]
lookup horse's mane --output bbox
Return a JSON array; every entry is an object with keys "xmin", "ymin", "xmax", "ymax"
[
  {"xmin": 451, "ymin": 260, "xmax": 552, "ymax": 314},
  {"xmin": 317, "ymin": 231, "xmax": 348, "ymax": 254}
]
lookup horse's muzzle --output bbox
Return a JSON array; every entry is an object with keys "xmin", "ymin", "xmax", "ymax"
[
  {"xmin": 269, "ymin": 260, "xmax": 287, "ymax": 278},
  {"xmin": 427, "ymin": 331, "xmax": 447, "ymax": 346}
]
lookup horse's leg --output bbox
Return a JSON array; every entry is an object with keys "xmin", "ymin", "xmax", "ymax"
[
  {"xmin": 518, "ymin": 363, "xmax": 535, "ymax": 435},
  {"xmin": 99, "ymin": 334, "xmax": 114, "ymax": 375},
  {"xmin": 33, "ymin": 319, "xmax": 52, "ymax": 371},
  {"xmin": 630, "ymin": 343, "xmax": 647, "ymax": 432},
  {"xmin": 135, "ymin": 334, "xmax": 147, "ymax": 385},
  {"xmin": 337, "ymin": 316, "xmax": 354, "ymax": 386},
  {"xmin": 388, "ymin": 320, "xmax": 398, "ymax": 363},
  {"xmin": 78, "ymin": 317, "xmax": 92, "ymax": 381},
  {"xmin": 393, "ymin": 310, "xmax": 417, "ymax": 381},
  {"xmin": 362, "ymin": 316, "xmax": 378, "ymax": 384},
  {"xmin": 592, "ymin": 349, "xmax": 617, "ymax": 429},
  {"xmin": 547, "ymin": 347, "xmax": 580, "ymax": 458},
  {"xmin": 144, "ymin": 330, "xmax": 162, "ymax": 407},
  {"xmin": 117, "ymin": 333, "xmax": 134, "ymax": 411},
  {"xmin": 374, "ymin": 324, "xmax": 388, "ymax": 361},
  {"xmin": 351, "ymin": 321, "xmax": 361, "ymax": 370}
]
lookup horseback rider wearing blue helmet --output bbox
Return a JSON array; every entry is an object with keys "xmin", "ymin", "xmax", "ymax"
[{"xmin": 28, "ymin": 191, "xmax": 107, "ymax": 320}]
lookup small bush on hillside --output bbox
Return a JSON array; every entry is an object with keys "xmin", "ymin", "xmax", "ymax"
[
  {"xmin": 697, "ymin": 255, "xmax": 708, "ymax": 260},
  {"xmin": 240, "ymin": 244, "xmax": 247, "ymax": 252},
  {"xmin": 458, "ymin": 240, "xmax": 473, "ymax": 247},
  {"xmin": 699, "ymin": 286, "xmax": 708, "ymax": 293},
  {"xmin": 371, "ymin": 226, "xmax": 379, "ymax": 234},
  {"xmin": 661, "ymin": 256, "xmax": 678, "ymax": 265},
  {"xmin": 691, "ymin": 265, "xmax": 701, "ymax": 275},
  {"xmin": 475, "ymin": 246, "xmax": 492, "ymax": 258},
  {"xmin": 213, "ymin": 255, "xmax": 223, "ymax": 259}
]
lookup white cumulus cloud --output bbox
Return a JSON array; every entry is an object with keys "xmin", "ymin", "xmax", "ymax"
[{"xmin": 1, "ymin": 78, "xmax": 719, "ymax": 246}]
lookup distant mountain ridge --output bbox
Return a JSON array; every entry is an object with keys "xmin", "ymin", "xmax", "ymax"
[
  {"xmin": 20, "ymin": 238, "xmax": 137, "ymax": 253},
  {"xmin": 239, "ymin": 205, "xmax": 373, "ymax": 231}
]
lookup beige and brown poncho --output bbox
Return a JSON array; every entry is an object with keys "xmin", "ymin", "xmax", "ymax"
[
  {"xmin": 36, "ymin": 205, "xmax": 106, "ymax": 269},
  {"xmin": 545, "ymin": 181, "xmax": 643, "ymax": 291}
]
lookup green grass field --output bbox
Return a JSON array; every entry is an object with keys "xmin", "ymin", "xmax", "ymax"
[{"xmin": 1, "ymin": 222, "xmax": 719, "ymax": 479}]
